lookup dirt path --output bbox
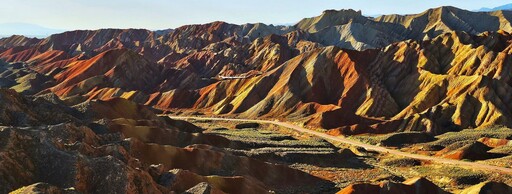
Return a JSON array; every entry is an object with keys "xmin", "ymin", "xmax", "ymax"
[{"xmin": 169, "ymin": 116, "xmax": 512, "ymax": 174}]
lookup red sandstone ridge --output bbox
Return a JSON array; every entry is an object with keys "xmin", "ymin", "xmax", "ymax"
[
  {"xmin": 2, "ymin": 29, "xmax": 512, "ymax": 135},
  {"xmin": 1, "ymin": 6, "xmax": 512, "ymax": 193},
  {"xmin": 187, "ymin": 31, "xmax": 512, "ymax": 135},
  {"xmin": 1, "ymin": 28, "xmax": 512, "ymax": 137},
  {"xmin": 49, "ymin": 48, "xmax": 164, "ymax": 103}
]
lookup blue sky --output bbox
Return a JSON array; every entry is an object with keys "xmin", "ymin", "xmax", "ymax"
[{"xmin": 0, "ymin": 0, "xmax": 510, "ymax": 30}]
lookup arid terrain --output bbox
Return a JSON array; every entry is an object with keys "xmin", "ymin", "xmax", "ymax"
[{"xmin": 1, "ymin": 5, "xmax": 512, "ymax": 194}]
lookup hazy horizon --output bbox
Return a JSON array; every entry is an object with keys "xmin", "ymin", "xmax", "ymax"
[{"xmin": 1, "ymin": 0, "xmax": 511, "ymax": 31}]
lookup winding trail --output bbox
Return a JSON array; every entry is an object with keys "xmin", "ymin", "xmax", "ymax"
[{"xmin": 169, "ymin": 116, "xmax": 512, "ymax": 174}]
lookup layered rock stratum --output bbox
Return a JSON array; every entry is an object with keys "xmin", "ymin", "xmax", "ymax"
[
  {"xmin": 0, "ymin": 89, "xmax": 331, "ymax": 193},
  {"xmin": 1, "ymin": 5, "xmax": 512, "ymax": 194}
]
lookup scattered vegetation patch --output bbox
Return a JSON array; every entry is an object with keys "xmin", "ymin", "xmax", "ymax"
[
  {"xmin": 481, "ymin": 155, "xmax": 512, "ymax": 167},
  {"xmin": 235, "ymin": 122, "xmax": 260, "ymax": 129},
  {"xmin": 413, "ymin": 127, "xmax": 512, "ymax": 154},
  {"xmin": 348, "ymin": 134, "xmax": 388, "ymax": 145},
  {"xmin": 416, "ymin": 144, "xmax": 445, "ymax": 151},
  {"xmin": 489, "ymin": 145, "xmax": 512, "ymax": 154},
  {"xmin": 436, "ymin": 141, "xmax": 507, "ymax": 161},
  {"xmin": 380, "ymin": 157, "xmax": 421, "ymax": 167},
  {"xmin": 430, "ymin": 127, "xmax": 512, "ymax": 147},
  {"xmin": 208, "ymin": 128, "xmax": 332, "ymax": 149},
  {"xmin": 380, "ymin": 132, "xmax": 435, "ymax": 147},
  {"xmin": 412, "ymin": 166, "xmax": 488, "ymax": 187},
  {"xmin": 349, "ymin": 132, "xmax": 435, "ymax": 147}
]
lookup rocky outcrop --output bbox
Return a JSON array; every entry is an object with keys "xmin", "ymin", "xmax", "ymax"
[
  {"xmin": 0, "ymin": 90, "xmax": 328, "ymax": 193},
  {"xmin": 295, "ymin": 9, "xmax": 404, "ymax": 50},
  {"xmin": 478, "ymin": 137, "xmax": 512, "ymax": 148},
  {"xmin": 187, "ymin": 31, "xmax": 512, "ymax": 134},
  {"xmin": 294, "ymin": 7, "xmax": 512, "ymax": 50},
  {"xmin": 0, "ymin": 123, "xmax": 164, "ymax": 193},
  {"xmin": 10, "ymin": 183, "xmax": 68, "ymax": 194},
  {"xmin": 0, "ymin": 7, "xmax": 509, "ymax": 114},
  {"xmin": 1, "ymin": 7, "xmax": 512, "ymax": 192},
  {"xmin": 165, "ymin": 21, "xmax": 291, "ymax": 54},
  {"xmin": 0, "ymin": 89, "xmax": 80, "ymax": 126},
  {"xmin": 182, "ymin": 182, "xmax": 226, "ymax": 194},
  {"xmin": 337, "ymin": 177, "xmax": 449, "ymax": 194},
  {"xmin": 0, "ymin": 60, "xmax": 55, "ymax": 95},
  {"xmin": 0, "ymin": 35, "xmax": 40, "ymax": 48},
  {"xmin": 459, "ymin": 181, "xmax": 512, "ymax": 194},
  {"xmin": 52, "ymin": 48, "xmax": 163, "ymax": 96},
  {"xmin": 435, "ymin": 142, "xmax": 505, "ymax": 160},
  {"xmin": 375, "ymin": 7, "xmax": 512, "ymax": 40},
  {"xmin": 2, "ymin": 28, "xmax": 512, "ymax": 136}
]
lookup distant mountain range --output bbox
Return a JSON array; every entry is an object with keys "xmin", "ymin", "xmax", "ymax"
[
  {"xmin": 0, "ymin": 5, "xmax": 511, "ymax": 133},
  {"xmin": 0, "ymin": 23, "xmax": 64, "ymax": 38},
  {"xmin": 477, "ymin": 3, "xmax": 512, "ymax": 12}
]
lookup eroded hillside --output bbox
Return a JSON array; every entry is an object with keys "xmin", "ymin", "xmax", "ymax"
[{"xmin": 1, "ymin": 5, "xmax": 512, "ymax": 194}]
